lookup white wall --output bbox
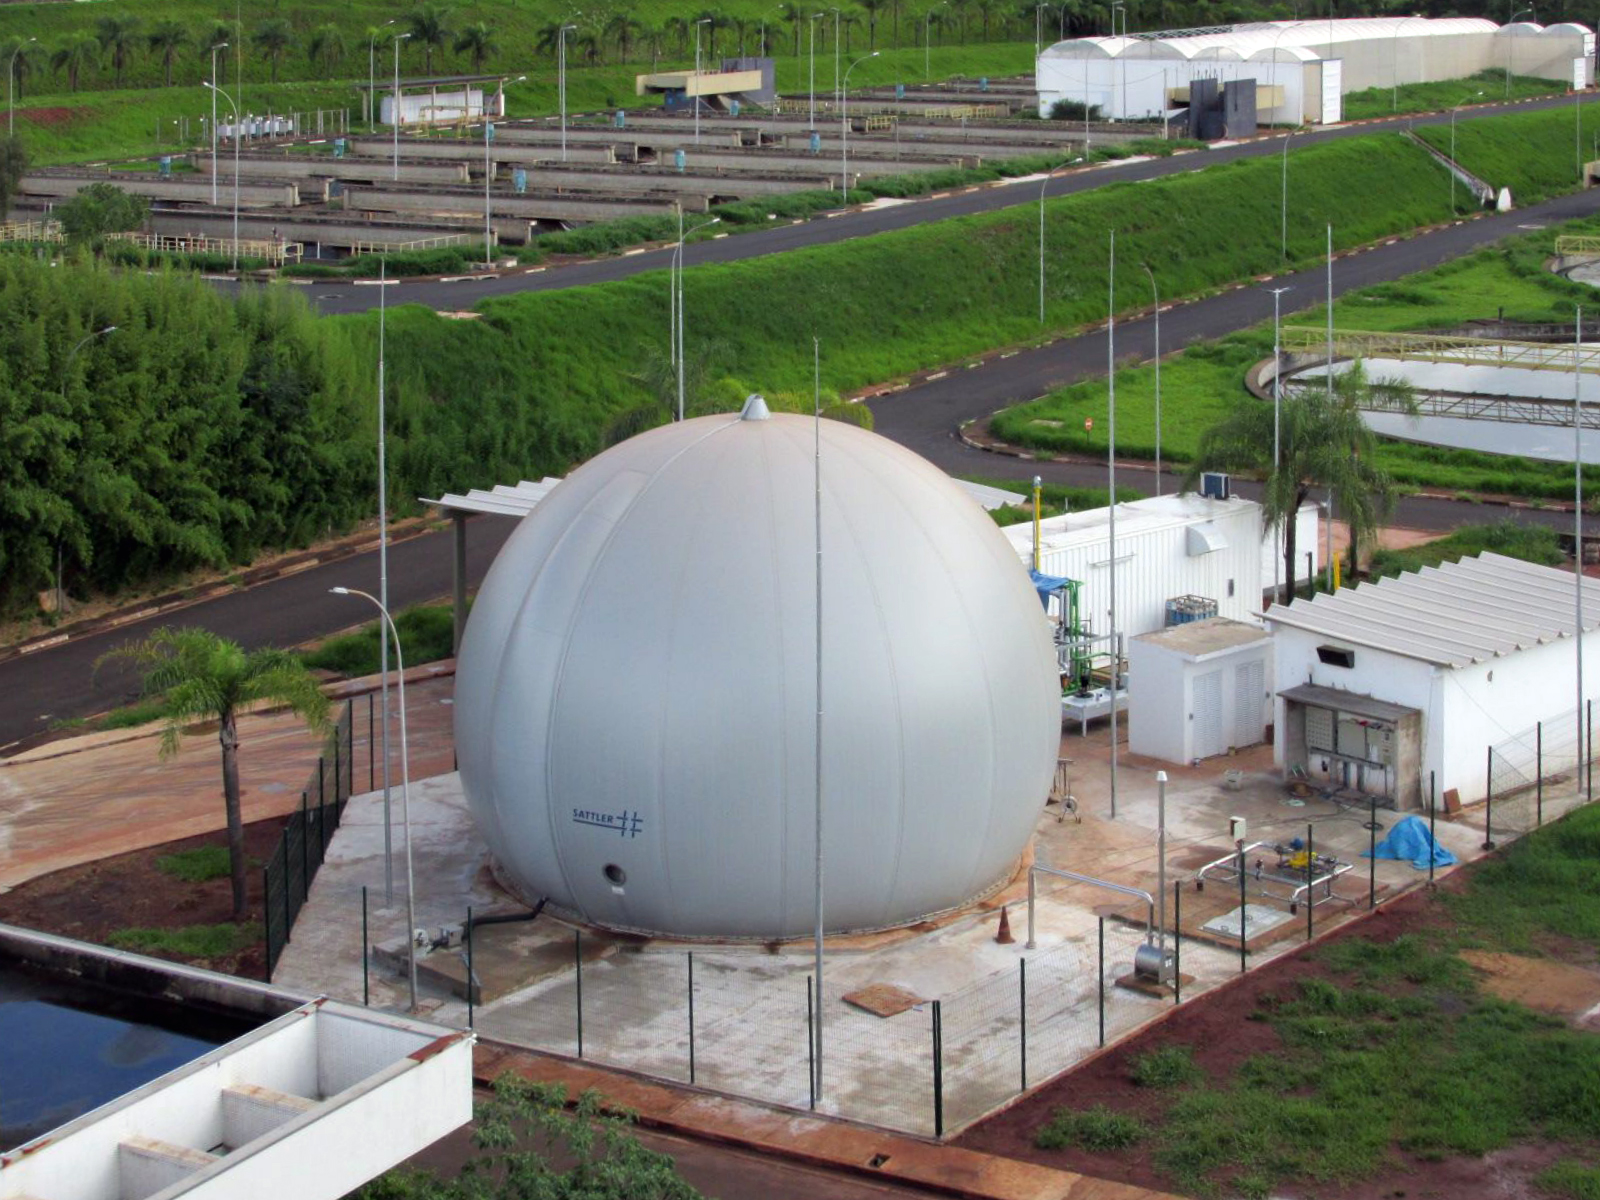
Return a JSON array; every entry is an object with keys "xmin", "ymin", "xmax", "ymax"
[
  {"xmin": 1272, "ymin": 620, "xmax": 1600, "ymax": 805},
  {"xmin": 1132, "ymin": 636, "xmax": 1272, "ymax": 763},
  {"xmin": 380, "ymin": 87, "xmax": 500, "ymax": 126}
]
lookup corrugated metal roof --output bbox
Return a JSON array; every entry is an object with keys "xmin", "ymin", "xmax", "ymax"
[
  {"xmin": 1263, "ymin": 552, "xmax": 1600, "ymax": 668},
  {"xmin": 423, "ymin": 475, "xmax": 1023, "ymax": 517}
]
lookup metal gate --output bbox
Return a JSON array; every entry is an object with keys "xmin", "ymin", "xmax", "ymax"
[{"xmin": 1194, "ymin": 669, "xmax": 1223, "ymax": 759}]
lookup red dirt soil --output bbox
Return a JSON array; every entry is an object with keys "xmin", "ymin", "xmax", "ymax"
[
  {"xmin": 955, "ymin": 873, "xmax": 1597, "ymax": 1199},
  {"xmin": 17, "ymin": 106, "xmax": 84, "ymax": 129},
  {"xmin": 0, "ymin": 817, "xmax": 284, "ymax": 980}
]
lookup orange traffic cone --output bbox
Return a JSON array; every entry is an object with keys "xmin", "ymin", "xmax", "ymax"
[{"xmin": 995, "ymin": 905, "xmax": 1015, "ymax": 945}]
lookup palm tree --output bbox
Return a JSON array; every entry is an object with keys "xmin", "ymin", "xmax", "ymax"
[
  {"xmin": 1321, "ymin": 360, "xmax": 1418, "ymax": 580},
  {"xmin": 95, "ymin": 15, "xmax": 140, "ymax": 86},
  {"xmin": 860, "ymin": 0, "xmax": 889, "ymax": 48},
  {"xmin": 146, "ymin": 20, "xmax": 188, "ymax": 87},
  {"xmin": 2, "ymin": 37, "xmax": 37, "ymax": 100},
  {"xmin": 253, "ymin": 18, "xmax": 294, "ymax": 83},
  {"xmin": 97, "ymin": 628, "xmax": 330, "ymax": 921},
  {"xmin": 307, "ymin": 24, "xmax": 347, "ymax": 78},
  {"xmin": 407, "ymin": 4, "xmax": 453, "ymax": 74},
  {"xmin": 453, "ymin": 21, "xmax": 496, "ymax": 71},
  {"xmin": 1183, "ymin": 375, "xmax": 1406, "ymax": 606},
  {"xmin": 605, "ymin": 13, "xmax": 642, "ymax": 62},
  {"xmin": 51, "ymin": 33, "xmax": 101, "ymax": 94}
]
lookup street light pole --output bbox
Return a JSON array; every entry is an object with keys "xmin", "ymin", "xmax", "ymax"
[
  {"xmin": 695, "ymin": 18, "xmax": 711, "ymax": 145},
  {"xmin": 330, "ymin": 587, "xmax": 417, "ymax": 1012},
  {"xmin": 484, "ymin": 74, "xmax": 525, "ymax": 265},
  {"xmin": 1037, "ymin": 157, "xmax": 1080, "ymax": 323},
  {"xmin": 368, "ymin": 20, "xmax": 395, "ymax": 133},
  {"xmin": 1449, "ymin": 90, "xmax": 1483, "ymax": 214},
  {"xmin": 1270, "ymin": 286, "xmax": 1292, "ymax": 605},
  {"xmin": 674, "ymin": 215, "xmax": 721, "ymax": 421},
  {"xmin": 392, "ymin": 32, "xmax": 411, "ymax": 181},
  {"xmin": 1144, "ymin": 263, "xmax": 1161, "ymax": 496},
  {"xmin": 831, "ymin": 8, "xmax": 840, "ymax": 109},
  {"xmin": 208, "ymin": 42, "xmax": 227, "ymax": 205},
  {"xmin": 1505, "ymin": 8, "xmax": 1533, "ymax": 102},
  {"xmin": 9, "ymin": 36, "xmax": 35, "ymax": 139},
  {"xmin": 840, "ymin": 51, "xmax": 877, "ymax": 200},
  {"xmin": 925, "ymin": 2, "xmax": 947, "ymax": 81},
  {"xmin": 809, "ymin": 13, "xmax": 823, "ymax": 130},
  {"xmin": 559, "ymin": 22, "xmax": 579, "ymax": 161},
  {"xmin": 202, "ymin": 81, "xmax": 241, "ymax": 270},
  {"xmin": 1280, "ymin": 128, "xmax": 1292, "ymax": 260}
]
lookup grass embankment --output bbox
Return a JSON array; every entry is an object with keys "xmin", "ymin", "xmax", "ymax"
[
  {"xmin": 1415, "ymin": 97, "xmax": 1600, "ymax": 205},
  {"xmin": 6, "ymin": 38, "xmax": 1034, "ymax": 168},
  {"xmin": 1031, "ymin": 801, "xmax": 1600, "ymax": 1198},
  {"xmin": 1342, "ymin": 68, "xmax": 1565, "ymax": 121},
  {"xmin": 1367, "ymin": 520, "xmax": 1564, "ymax": 578},
  {"xmin": 991, "ymin": 223, "xmax": 1599, "ymax": 500},
  {"xmin": 300, "ymin": 603, "xmax": 457, "ymax": 677}
]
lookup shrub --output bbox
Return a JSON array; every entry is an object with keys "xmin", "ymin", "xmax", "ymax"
[
  {"xmin": 1049, "ymin": 98, "xmax": 1102, "ymax": 121},
  {"xmin": 1130, "ymin": 1044, "xmax": 1203, "ymax": 1088}
]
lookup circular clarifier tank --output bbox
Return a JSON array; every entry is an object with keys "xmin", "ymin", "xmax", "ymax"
[{"xmin": 453, "ymin": 397, "xmax": 1061, "ymax": 939}]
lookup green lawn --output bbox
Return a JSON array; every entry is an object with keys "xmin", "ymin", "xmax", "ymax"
[
  {"xmin": 989, "ymin": 221, "xmax": 1600, "ymax": 501},
  {"xmin": 1415, "ymin": 97, "xmax": 1600, "ymax": 206},
  {"xmin": 1031, "ymin": 801, "xmax": 1600, "ymax": 1199},
  {"xmin": 1342, "ymin": 68, "xmax": 1565, "ymax": 121}
]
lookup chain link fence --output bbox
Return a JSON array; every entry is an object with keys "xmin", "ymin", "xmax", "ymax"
[
  {"xmin": 264, "ymin": 695, "xmax": 370, "ymax": 975},
  {"xmin": 1485, "ymin": 701, "xmax": 1595, "ymax": 845}
]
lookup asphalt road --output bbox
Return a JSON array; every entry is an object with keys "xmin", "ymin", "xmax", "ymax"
[
  {"xmin": 266, "ymin": 92, "xmax": 1589, "ymax": 317},
  {"xmin": 6, "ymin": 97, "xmax": 1594, "ymax": 747}
]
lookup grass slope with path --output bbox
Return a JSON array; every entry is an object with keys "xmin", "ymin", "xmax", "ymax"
[
  {"xmin": 957, "ymin": 801, "xmax": 1600, "ymax": 1200},
  {"xmin": 990, "ymin": 220, "xmax": 1600, "ymax": 501}
]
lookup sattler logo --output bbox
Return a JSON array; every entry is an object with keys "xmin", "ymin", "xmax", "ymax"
[{"xmin": 571, "ymin": 808, "xmax": 644, "ymax": 838}]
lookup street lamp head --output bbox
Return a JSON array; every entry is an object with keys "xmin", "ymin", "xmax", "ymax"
[
  {"xmin": 396, "ymin": 31, "xmax": 412, "ymax": 40},
  {"xmin": 329, "ymin": 586, "xmax": 351, "ymax": 595},
  {"xmin": 212, "ymin": 41, "xmax": 228, "ymax": 50}
]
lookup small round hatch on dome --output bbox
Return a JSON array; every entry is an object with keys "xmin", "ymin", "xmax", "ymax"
[{"xmin": 739, "ymin": 394, "xmax": 771, "ymax": 421}]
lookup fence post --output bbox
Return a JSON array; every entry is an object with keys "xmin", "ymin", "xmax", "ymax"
[
  {"xmin": 263, "ymin": 867, "xmax": 275, "ymax": 977},
  {"xmin": 317, "ymin": 756, "xmax": 325, "ymax": 812},
  {"xmin": 1536, "ymin": 721, "xmax": 1544, "ymax": 828},
  {"xmin": 932, "ymin": 999, "xmax": 944, "ymax": 1139},
  {"xmin": 1238, "ymin": 844, "xmax": 1247, "ymax": 973},
  {"xmin": 1097, "ymin": 916, "xmax": 1106, "ymax": 1047},
  {"xmin": 300, "ymin": 792, "xmax": 310, "ymax": 900},
  {"xmin": 1368, "ymin": 795, "xmax": 1378, "ymax": 909},
  {"xmin": 280, "ymin": 838, "xmax": 291, "ymax": 947},
  {"xmin": 574, "ymin": 929, "xmax": 585, "ymax": 1058},
  {"xmin": 346, "ymin": 699, "xmax": 355, "ymax": 798},
  {"xmin": 1484, "ymin": 746, "xmax": 1497, "ymax": 851},
  {"xmin": 1305, "ymin": 822, "xmax": 1314, "ymax": 943},
  {"xmin": 807, "ymin": 975, "xmax": 816, "ymax": 1111},
  {"xmin": 362, "ymin": 886, "xmax": 369, "ymax": 1006},
  {"xmin": 1019, "ymin": 958, "xmax": 1027, "ymax": 1094},
  {"xmin": 334, "ymin": 734, "xmax": 341, "ymax": 811},
  {"xmin": 687, "ymin": 952, "xmax": 696, "ymax": 1086},
  {"xmin": 1172, "ymin": 881, "xmax": 1182, "ymax": 1005},
  {"xmin": 1429, "ymin": 771, "xmax": 1438, "ymax": 888},
  {"xmin": 1588, "ymin": 699, "xmax": 1593, "ymax": 800},
  {"xmin": 368, "ymin": 691, "xmax": 376, "ymax": 793}
]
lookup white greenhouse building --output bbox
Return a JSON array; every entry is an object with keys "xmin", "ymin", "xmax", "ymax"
[{"xmin": 1036, "ymin": 17, "xmax": 1595, "ymax": 126}]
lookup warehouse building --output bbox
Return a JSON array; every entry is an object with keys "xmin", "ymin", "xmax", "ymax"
[
  {"xmin": 1264, "ymin": 552, "xmax": 1600, "ymax": 809},
  {"xmin": 1036, "ymin": 16, "xmax": 1595, "ymax": 126}
]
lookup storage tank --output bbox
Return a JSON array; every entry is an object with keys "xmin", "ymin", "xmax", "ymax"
[{"xmin": 454, "ymin": 396, "xmax": 1060, "ymax": 939}]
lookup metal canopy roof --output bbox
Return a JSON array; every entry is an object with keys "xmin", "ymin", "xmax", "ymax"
[
  {"xmin": 1264, "ymin": 552, "xmax": 1600, "ymax": 669},
  {"xmin": 422, "ymin": 476, "xmax": 1024, "ymax": 519}
]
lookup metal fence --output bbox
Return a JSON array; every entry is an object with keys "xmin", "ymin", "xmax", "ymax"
[
  {"xmin": 264, "ymin": 696, "xmax": 371, "ymax": 975},
  {"xmin": 1485, "ymin": 701, "xmax": 1596, "ymax": 845}
]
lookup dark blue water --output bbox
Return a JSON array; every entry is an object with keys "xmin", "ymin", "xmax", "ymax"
[{"xmin": 0, "ymin": 967, "xmax": 250, "ymax": 1151}]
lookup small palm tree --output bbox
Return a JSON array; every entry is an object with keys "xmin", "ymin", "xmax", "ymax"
[
  {"xmin": 253, "ymin": 18, "xmax": 294, "ymax": 83},
  {"xmin": 95, "ymin": 15, "xmax": 140, "ymax": 85},
  {"xmin": 147, "ymin": 20, "xmax": 188, "ymax": 87},
  {"xmin": 453, "ymin": 21, "xmax": 497, "ymax": 72},
  {"xmin": 407, "ymin": 4, "xmax": 453, "ymax": 74},
  {"xmin": 1184, "ymin": 374, "xmax": 1407, "ymax": 606},
  {"xmin": 605, "ymin": 13, "xmax": 642, "ymax": 63},
  {"xmin": 51, "ymin": 33, "xmax": 101, "ymax": 93},
  {"xmin": 98, "ymin": 628, "xmax": 330, "ymax": 921},
  {"xmin": 307, "ymin": 24, "xmax": 347, "ymax": 78}
]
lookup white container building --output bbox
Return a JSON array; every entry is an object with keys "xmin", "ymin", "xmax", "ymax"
[
  {"xmin": 1264, "ymin": 552, "xmax": 1600, "ymax": 809},
  {"xmin": 1036, "ymin": 17, "xmax": 1594, "ymax": 126},
  {"xmin": 999, "ymin": 493, "xmax": 1318, "ymax": 640},
  {"xmin": 1129, "ymin": 617, "xmax": 1274, "ymax": 764}
]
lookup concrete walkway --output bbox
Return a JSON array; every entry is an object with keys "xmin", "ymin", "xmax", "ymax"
[{"xmin": 472, "ymin": 1042, "xmax": 1186, "ymax": 1200}]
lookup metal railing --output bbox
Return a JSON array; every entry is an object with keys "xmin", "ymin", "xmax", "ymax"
[
  {"xmin": 345, "ymin": 232, "xmax": 478, "ymax": 256},
  {"xmin": 1484, "ymin": 701, "xmax": 1596, "ymax": 846},
  {"xmin": 104, "ymin": 231, "xmax": 304, "ymax": 264},
  {"xmin": 1556, "ymin": 234, "xmax": 1600, "ymax": 258},
  {"xmin": 0, "ymin": 219, "xmax": 64, "ymax": 244},
  {"xmin": 264, "ymin": 697, "xmax": 366, "ymax": 976},
  {"xmin": 1284, "ymin": 325, "xmax": 1600, "ymax": 375}
]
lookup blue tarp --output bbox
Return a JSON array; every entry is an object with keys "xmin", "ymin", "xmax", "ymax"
[
  {"xmin": 1362, "ymin": 814, "xmax": 1457, "ymax": 870},
  {"xmin": 1030, "ymin": 569, "xmax": 1071, "ymax": 611}
]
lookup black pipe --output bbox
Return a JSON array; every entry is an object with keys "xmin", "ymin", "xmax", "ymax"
[{"xmin": 465, "ymin": 897, "xmax": 547, "ymax": 935}]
